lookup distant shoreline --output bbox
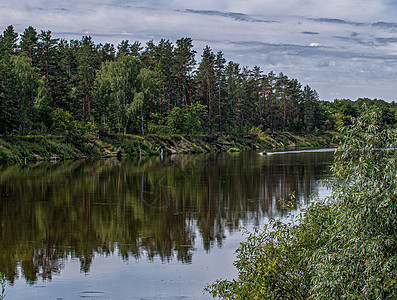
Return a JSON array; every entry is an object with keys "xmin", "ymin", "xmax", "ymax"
[{"xmin": 0, "ymin": 132, "xmax": 338, "ymax": 166}]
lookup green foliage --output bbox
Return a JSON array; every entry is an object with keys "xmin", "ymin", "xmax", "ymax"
[
  {"xmin": 121, "ymin": 138, "xmax": 158, "ymax": 157},
  {"xmin": 309, "ymin": 106, "xmax": 397, "ymax": 299},
  {"xmin": 92, "ymin": 56, "xmax": 139, "ymax": 134},
  {"xmin": 205, "ymin": 192, "xmax": 330, "ymax": 299},
  {"xmin": 166, "ymin": 103, "xmax": 207, "ymax": 134},
  {"xmin": 147, "ymin": 113, "xmax": 167, "ymax": 135},
  {"xmin": 166, "ymin": 107, "xmax": 185, "ymax": 134},
  {"xmin": 0, "ymin": 135, "xmax": 110, "ymax": 163},
  {"xmin": 249, "ymin": 125, "xmax": 265, "ymax": 137},
  {"xmin": 206, "ymin": 106, "xmax": 397, "ymax": 299},
  {"xmin": 52, "ymin": 108, "xmax": 91, "ymax": 135},
  {"xmin": 129, "ymin": 65, "xmax": 163, "ymax": 136},
  {"xmin": 185, "ymin": 103, "xmax": 207, "ymax": 134},
  {"xmin": 52, "ymin": 108, "xmax": 75, "ymax": 133},
  {"xmin": 0, "ymin": 143, "xmax": 20, "ymax": 164},
  {"xmin": 2, "ymin": 25, "xmax": 397, "ymax": 137}
]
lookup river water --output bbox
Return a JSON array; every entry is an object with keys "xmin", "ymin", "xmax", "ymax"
[{"xmin": 0, "ymin": 149, "xmax": 334, "ymax": 299}]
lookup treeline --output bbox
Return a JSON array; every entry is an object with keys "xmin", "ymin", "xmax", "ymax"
[{"xmin": 1, "ymin": 25, "xmax": 396, "ymax": 137}]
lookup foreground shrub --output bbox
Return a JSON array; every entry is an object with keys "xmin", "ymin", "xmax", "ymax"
[
  {"xmin": 206, "ymin": 106, "xmax": 397, "ymax": 299},
  {"xmin": 206, "ymin": 198, "xmax": 332, "ymax": 299},
  {"xmin": 310, "ymin": 106, "xmax": 397, "ymax": 299}
]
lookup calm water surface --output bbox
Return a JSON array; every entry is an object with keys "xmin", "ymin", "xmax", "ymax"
[{"xmin": 0, "ymin": 150, "xmax": 334, "ymax": 299}]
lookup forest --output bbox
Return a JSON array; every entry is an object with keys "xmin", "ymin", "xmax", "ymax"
[{"xmin": 1, "ymin": 24, "xmax": 397, "ymax": 138}]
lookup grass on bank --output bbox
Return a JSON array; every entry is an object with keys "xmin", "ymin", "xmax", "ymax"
[{"xmin": 0, "ymin": 130, "xmax": 337, "ymax": 165}]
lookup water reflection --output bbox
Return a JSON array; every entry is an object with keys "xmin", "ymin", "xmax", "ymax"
[{"xmin": 0, "ymin": 150, "xmax": 333, "ymax": 284}]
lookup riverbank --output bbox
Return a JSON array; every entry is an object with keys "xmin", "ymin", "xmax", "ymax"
[{"xmin": 0, "ymin": 131, "xmax": 338, "ymax": 165}]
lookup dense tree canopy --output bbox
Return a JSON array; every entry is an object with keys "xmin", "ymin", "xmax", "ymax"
[{"xmin": 1, "ymin": 25, "xmax": 397, "ymax": 137}]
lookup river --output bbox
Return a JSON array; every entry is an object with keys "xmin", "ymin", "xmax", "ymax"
[{"xmin": 0, "ymin": 149, "xmax": 334, "ymax": 299}]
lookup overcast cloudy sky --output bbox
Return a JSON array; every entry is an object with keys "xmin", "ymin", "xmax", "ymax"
[{"xmin": 2, "ymin": 0, "xmax": 397, "ymax": 101}]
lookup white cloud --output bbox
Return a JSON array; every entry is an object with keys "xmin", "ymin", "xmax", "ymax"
[{"xmin": 178, "ymin": 0, "xmax": 386, "ymax": 20}]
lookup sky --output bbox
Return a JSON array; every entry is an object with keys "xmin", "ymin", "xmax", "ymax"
[{"xmin": 2, "ymin": 0, "xmax": 397, "ymax": 101}]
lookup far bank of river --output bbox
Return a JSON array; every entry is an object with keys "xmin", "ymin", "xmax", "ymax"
[{"xmin": 0, "ymin": 131, "xmax": 338, "ymax": 165}]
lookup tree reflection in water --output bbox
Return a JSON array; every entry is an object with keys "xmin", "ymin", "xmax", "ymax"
[{"xmin": 0, "ymin": 150, "xmax": 332, "ymax": 284}]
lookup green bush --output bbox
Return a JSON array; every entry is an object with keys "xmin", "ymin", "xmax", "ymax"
[
  {"xmin": 122, "ymin": 139, "xmax": 154, "ymax": 157},
  {"xmin": 166, "ymin": 103, "xmax": 207, "ymax": 135},
  {"xmin": 206, "ymin": 106, "xmax": 397, "ymax": 299},
  {"xmin": 52, "ymin": 108, "xmax": 92, "ymax": 135},
  {"xmin": 205, "ymin": 192, "xmax": 329, "ymax": 299},
  {"xmin": 0, "ymin": 147, "xmax": 19, "ymax": 164},
  {"xmin": 309, "ymin": 106, "xmax": 397, "ymax": 299}
]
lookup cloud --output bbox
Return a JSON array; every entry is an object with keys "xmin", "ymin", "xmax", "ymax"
[
  {"xmin": 372, "ymin": 21, "xmax": 397, "ymax": 30},
  {"xmin": 215, "ymin": 0, "xmax": 386, "ymax": 20},
  {"xmin": 180, "ymin": 9, "xmax": 275, "ymax": 23},
  {"xmin": 377, "ymin": 37, "xmax": 397, "ymax": 44}
]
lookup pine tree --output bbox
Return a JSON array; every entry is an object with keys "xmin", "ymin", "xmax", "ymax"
[
  {"xmin": 19, "ymin": 26, "xmax": 38, "ymax": 59},
  {"xmin": 74, "ymin": 36, "xmax": 100, "ymax": 122},
  {"xmin": 263, "ymin": 71, "xmax": 277, "ymax": 134},
  {"xmin": 0, "ymin": 25, "xmax": 18, "ymax": 135},
  {"xmin": 214, "ymin": 51, "xmax": 226, "ymax": 132},
  {"xmin": 0, "ymin": 25, "xmax": 18, "ymax": 56},
  {"xmin": 173, "ymin": 37, "xmax": 196, "ymax": 107},
  {"xmin": 197, "ymin": 46, "xmax": 216, "ymax": 131},
  {"xmin": 302, "ymin": 85, "xmax": 320, "ymax": 132}
]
